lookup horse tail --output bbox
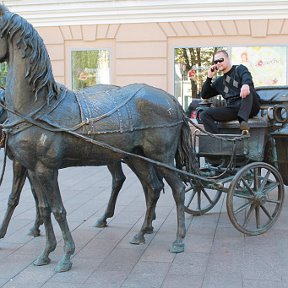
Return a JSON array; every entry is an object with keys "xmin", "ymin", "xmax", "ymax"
[{"xmin": 175, "ymin": 113, "xmax": 199, "ymax": 176}]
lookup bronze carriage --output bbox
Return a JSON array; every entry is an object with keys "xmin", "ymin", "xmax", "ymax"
[{"xmin": 185, "ymin": 86, "xmax": 288, "ymax": 236}]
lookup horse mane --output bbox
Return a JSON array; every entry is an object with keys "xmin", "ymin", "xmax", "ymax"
[{"xmin": 0, "ymin": 5, "xmax": 59, "ymax": 104}]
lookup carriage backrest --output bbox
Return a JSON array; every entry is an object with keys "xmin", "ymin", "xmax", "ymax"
[{"xmin": 256, "ymin": 85, "xmax": 288, "ymax": 105}]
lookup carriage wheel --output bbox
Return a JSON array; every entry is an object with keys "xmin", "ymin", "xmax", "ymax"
[
  {"xmin": 227, "ymin": 162, "xmax": 284, "ymax": 236},
  {"xmin": 184, "ymin": 183, "xmax": 222, "ymax": 216}
]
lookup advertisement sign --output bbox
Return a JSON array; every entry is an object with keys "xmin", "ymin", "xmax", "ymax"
[{"xmin": 231, "ymin": 46, "xmax": 286, "ymax": 86}]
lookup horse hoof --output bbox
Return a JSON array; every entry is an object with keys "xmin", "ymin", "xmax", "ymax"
[
  {"xmin": 94, "ymin": 219, "xmax": 107, "ymax": 228},
  {"xmin": 0, "ymin": 230, "xmax": 5, "ymax": 239},
  {"xmin": 34, "ymin": 256, "xmax": 51, "ymax": 266},
  {"xmin": 130, "ymin": 234, "xmax": 145, "ymax": 245},
  {"xmin": 145, "ymin": 227, "xmax": 154, "ymax": 234},
  {"xmin": 169, "ymin": 240, "xmax": 184, "ymax": 253},
  {"xmin": 55, "ymin": 259, "xmax": 72, "ymax": 273},
  {"xmin": 28, "ymin": 228, "xmax": 41, "ymax": 237}
]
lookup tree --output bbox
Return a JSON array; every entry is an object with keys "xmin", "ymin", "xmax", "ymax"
[
  {"xmin": 71, "ymin": 50, "xmax": 110, "ymax": 90},
  {"xmin": 175, "ymin": 47, "xmax": 222, "ymax": 98}
]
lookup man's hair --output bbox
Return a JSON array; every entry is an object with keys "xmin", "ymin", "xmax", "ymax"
[{"xmin": 214, "ymin": 50, "xmax": 229, "ymax": 58}]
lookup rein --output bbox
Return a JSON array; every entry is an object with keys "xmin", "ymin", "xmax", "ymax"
[
  {"xmin": 187, "ymin": 117, "xmax": 247, "ymax": 142},
  {"xmin": 0, "ymin": 102, "xmax": 223, "ymax": 186}
]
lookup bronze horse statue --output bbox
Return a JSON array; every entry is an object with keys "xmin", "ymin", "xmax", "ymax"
[
  {"xmin": 0, "ymin": 5, "xmax": 196, "ymax": 272},
  {"xmin": 0, "ymin": 85, "xmax": 159, "ymax": 238}
]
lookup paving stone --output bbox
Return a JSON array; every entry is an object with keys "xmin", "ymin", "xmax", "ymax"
[
  {"xmin": 85, "ymin": 270, "xmax": 128, "ymax": 287},
  {"xmin": 243, "ymin": 279, "xmax": 283, "ymax": 288},
  {"xmin": 96, "ymin": 247, "xmax": 144, "ymax": 273},
  {"xmin": 1, "ymin": 264, "xmax": 55, "ymax": 288},
  {"xmin": 202, "ymin": 275, "xmax": 243, "ymax": 288},
  {"xmin": 161, "ymin": 274, "xmax": 203, "ymax": 288},
  {"xmin": 241, "ymin": 254, "xmax": 282, "ymax": 282},
  {"xmin": 75, "ymin": 237, "xmax": 119, "ymax": 259},
  {"xmin": 0, "ymin": 158, "xmax": 287, "ymax": 288},
  {"xmin": 121, "ymin": 261, "xmax": 170, "ymax": 288},
  {"xmin": 167, "ymin": 252, "xmax": 209, "ymax": 276},
  {"xmin": 48, "ymin": 257, "xmax": 103, "ymax": 284},
  {"xmin": 0, "ymin": 280, "xmax": 8, "ymax": 287},
  {"xmin": 42, "ymin": 282, "xmax": 97, "ymax": 288}
]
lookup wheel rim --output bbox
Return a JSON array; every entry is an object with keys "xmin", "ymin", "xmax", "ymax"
[
  {"xmin": 227, "ymin": 162, "xmax": 284, "ymax": 235},
  {"xmin": 185, "ymin": 183, "xmax": 222, "ymax": 216}
]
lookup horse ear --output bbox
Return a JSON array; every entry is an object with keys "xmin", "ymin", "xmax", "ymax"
[{"xmin": 0, "ymin": 4, "xmax": 8, "ymax": 16}]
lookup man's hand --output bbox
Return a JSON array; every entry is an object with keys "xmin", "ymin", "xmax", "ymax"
[
  {"xmin": 207, "ymin": 65, "xmax": 217, "ymax": 78},
  {"xmin": 240, "ymin": 84, "xmax": 250, "ymax": 98}
]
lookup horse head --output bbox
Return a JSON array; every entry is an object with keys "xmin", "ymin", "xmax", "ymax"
[{"xmin": 0, "ymin": 4, "xmax": 59, "ymax": 106}]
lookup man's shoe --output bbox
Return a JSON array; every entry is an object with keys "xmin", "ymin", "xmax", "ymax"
[{"xmin": 240, "ymin": 121, "xmax": 249, "ymax": 135}]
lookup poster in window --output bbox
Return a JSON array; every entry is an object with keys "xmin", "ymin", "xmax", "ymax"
[
  {"xmin": 71, "ymin": 50, "xmax": 110, "ymax": 91},
  {"xmin": 231, "ymin": 46, "xmax": 286, "ymax": 86}
]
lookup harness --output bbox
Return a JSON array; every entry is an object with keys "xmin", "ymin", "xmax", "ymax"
[
  {"xmin": 0, "ymin": 84, "xmax": 247, "ymax": 187},
  {"xmin": 3, "ymin": 83, "xmax": 183, "ymax": 136}
]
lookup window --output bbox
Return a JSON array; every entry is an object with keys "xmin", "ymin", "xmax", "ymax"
[
  {"xmin": 174, "ymin": 47, "xmax": 219, "ymax": 110},
  {"xmin": 71, "ymin": 49, "xmax": 110, "ymax": 91},
  {"xmin": 174, "ymin": 46, "xmax": 288, "ymax": 111}
]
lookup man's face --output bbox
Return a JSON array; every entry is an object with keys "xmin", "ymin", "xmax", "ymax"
[{"xmin": 213, "ymin": 53, "xmax": 229, "ymax": 72}]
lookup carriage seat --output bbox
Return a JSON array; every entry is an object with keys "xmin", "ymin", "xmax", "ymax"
[
  {"xmin": 217, "ymin": 116, "xmax": 270, "ymax": 134},
  {"xmin": 215, "ymin": 86, "xmax": 288, "ymax": 130}
]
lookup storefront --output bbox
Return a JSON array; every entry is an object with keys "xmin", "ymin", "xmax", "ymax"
[{"xmin": 4, "ymin": 0, "xmax": 288, "ymax": 109}]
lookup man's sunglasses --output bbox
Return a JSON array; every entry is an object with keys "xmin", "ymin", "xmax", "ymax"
[{"xmin": 213, "ymin": 58, "xmax": 224, "ymax": 64}]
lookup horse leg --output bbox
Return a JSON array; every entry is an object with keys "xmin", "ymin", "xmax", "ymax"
[
  {"xmin": 0, "ymin": 160, "xmax": 27, "ymax": 238},
  {"xmin": 95, "ymin": 162, "xmax": 126, "ymax": 227},
  {"xmin": 126, "ymin": 160, "xmax": 163, "ymax": 245},
  {"xmin": 128, "ymin": 161, "xmax": 161, "ymax": 235},
  {"xmin": 158, "ymin": 166, "xmax": 186, "ymax": 253},
  {"xmin": 137, "ymin": 181, "xmax": 156, "ymax": 234},
  {"xmin": 27, "ymin": 175, "xmax": 43, "ymax": 237},
  {"xmin": 28, "ymin": 171, "xmax": 57, "ymax": 267},
  {"xmin": 30, "ymin": 167, "xmax": 75, "ymax": 272}
]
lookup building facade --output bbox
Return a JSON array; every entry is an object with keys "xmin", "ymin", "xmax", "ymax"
[{"xmin": 4, "ymin": 0, "xmax": 288, "ymax": 106}]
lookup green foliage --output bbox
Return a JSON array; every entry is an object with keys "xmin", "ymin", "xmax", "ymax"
[
  {"xmin": 175, "ymin": 47, "xmax": 224, "ymax": 97},
  {"xmin": 0, "ymin": 62, "xmax": 7, "ymax": 88},
  {"xmin": 72, "ymin": 50, "xmax": 100, "ymax": 90},
  {"xmin": 175, "ymin": 47, "xmax": 222, "ymax": 74},
  {"xmin": 71, "ymin": 50, "xmax": 110, "ymax": 91}
]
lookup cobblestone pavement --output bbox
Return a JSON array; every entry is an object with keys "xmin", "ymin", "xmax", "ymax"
[{"xmin": 0, "ymin": 157, "xmax": 287, "ymax": 288}]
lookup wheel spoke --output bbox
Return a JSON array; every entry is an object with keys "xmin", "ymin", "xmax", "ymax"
[
  {"xmin": 259, "ymin": 170, "xmax": 271, "ymax": 193},
  {"xmin": 234, "ymin": 201, "xmax": 251, "ymax": 215},
  {"xmin": 263, "ymin": 181, "xmax": 280, "ymax": 195},
  {"xmin": 186, "ymin": 190, "xmax": 196, "ymax": 208},
  {"xmin": 266, "ymin": 198, "xmax": 281, "ymax": 205},
  {"xmin": 233, "ymin": 192, "xmax": 254, "ymax": 200},
  {"xmin": 243, "ymin": 204, "xmax": 255, "ymax": 228},
  {"xmin": 240, "ymin": 178, "xmax": 254, "ymax": 195},
  {"xmin": 255, "ymin": 206, "xmax": 260, "ymax": 229},
  {"xmin": 201, "ymin": 189, "xmax": 214, "ymax": 204},
  {"xmin": 185, "ymin": 185, "xmax": 194, "ymax": 193},
  {"xmin": 197, "ymin": 191, "xmax": 201, "ymax": 210},
  {"xmin": 260, "ymin": 205, "xmax": 273, "ymax": 220}
]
